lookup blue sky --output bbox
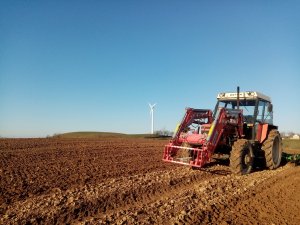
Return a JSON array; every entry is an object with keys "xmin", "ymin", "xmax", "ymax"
[{"xmin": 1, "ymin": 1, "xmax": 300, "ymax": 137}]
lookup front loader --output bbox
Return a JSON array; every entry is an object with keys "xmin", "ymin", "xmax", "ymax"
[{"xmin": 163, "ymin": 87, "xmax": 282, "ymax": 175}]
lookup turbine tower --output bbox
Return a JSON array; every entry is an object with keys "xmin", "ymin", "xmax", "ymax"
[{"xmin": 148, "ymin": 103, "xmax": 156, "ymax": 134}]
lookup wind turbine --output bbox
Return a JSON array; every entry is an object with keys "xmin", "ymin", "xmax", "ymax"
[{"xmin": 148, "ymin": 103, "xmax": 156, "ymax": 134}]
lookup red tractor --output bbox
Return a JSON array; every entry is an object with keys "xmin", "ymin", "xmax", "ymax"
[{"xmin": 163, "ymin": 87, "xmax": 282, "ymax": 175}]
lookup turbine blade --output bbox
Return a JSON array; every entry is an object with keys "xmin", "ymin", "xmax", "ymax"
[{"xmin": 148, "ymin": 103, "xmax": 157, "ymax": 108}]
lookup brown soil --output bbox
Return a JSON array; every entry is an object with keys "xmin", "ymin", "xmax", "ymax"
[{"xmin": 0, "ymin": 138, "xmax": 299, "ymax": 225}]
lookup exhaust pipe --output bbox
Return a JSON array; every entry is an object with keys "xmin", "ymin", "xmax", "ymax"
[{"xmin": 237, "ymin": 86, "xmax": 240, "ymax": 110}]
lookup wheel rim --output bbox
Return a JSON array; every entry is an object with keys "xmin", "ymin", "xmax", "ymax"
[{"xmin": 242, "ymin": 146, "xmax": 253, "ymax": 173}]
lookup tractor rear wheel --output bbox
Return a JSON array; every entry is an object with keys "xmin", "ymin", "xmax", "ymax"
[
  {"xmin": 262, "ymin": 129, "xmax": 282, "ymax": 169},
  {"xmin": 230, "ymin": 139, "xmax": 254, "ymax": 175}
]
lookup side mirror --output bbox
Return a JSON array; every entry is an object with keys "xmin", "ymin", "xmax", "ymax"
[{"xmin": 267, "ymin": 103, "xmax": 273, "ymax": 112}]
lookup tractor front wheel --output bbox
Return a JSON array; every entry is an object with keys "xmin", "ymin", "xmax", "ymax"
[
  {"xmin": 262, "ymin": 129, "xmax": 282, "ymax": 169},
  {"xmin": 230, "ymin": 139, "xmax": 254, "ymax": 175}
]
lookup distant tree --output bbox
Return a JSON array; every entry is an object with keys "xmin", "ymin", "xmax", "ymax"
[
  {"xmin": 52, "ymin": 133, "xmax": 61, "ymax": 138},
  {"xmin": 155, "ymin": 129, "xmax": 173, "ymax": 137},
  {"xmin": 280, "ymin": 131, "xmax": 286, "ymax": 137}
]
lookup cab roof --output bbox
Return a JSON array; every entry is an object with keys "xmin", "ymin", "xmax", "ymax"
[{"xmin": 217, "ymin": 91, "xmax": 271, "ymax": 102}]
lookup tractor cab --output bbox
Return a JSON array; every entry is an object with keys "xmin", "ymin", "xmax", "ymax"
[{"xmin": 214, "ymin": 91, "xmax": 274, "ymax": 141}]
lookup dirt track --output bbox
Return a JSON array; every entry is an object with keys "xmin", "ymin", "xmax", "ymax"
[{"xmin": 0, "ymin": 137, "xmax": 299, "ymax": 225}]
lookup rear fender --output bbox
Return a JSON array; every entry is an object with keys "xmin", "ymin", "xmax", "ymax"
[{"xmin": 256, "ymin": 124, "xmax": 268, "ymax": 143}]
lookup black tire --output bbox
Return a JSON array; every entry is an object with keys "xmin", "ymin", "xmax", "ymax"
[
  {"xmin": 230, "ymin": 139, "xmax": 254, "ymax": 175},
  {"xmin": 262, "ymin": 129, "xmax": 282, "ymax": 169}
]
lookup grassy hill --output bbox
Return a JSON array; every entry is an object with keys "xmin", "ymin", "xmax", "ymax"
[
  {"xmin": 53, "ymin": 132, "xmax": 300, "ymax": 148},
  {"xmin": 283, "ymin": 139, "xmax": 300, "ymax": 150},
  {"xmin": 52, "ymin": 132, "xmax": 168, "ymax": 139}
]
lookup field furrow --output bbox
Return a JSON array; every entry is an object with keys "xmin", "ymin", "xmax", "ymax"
[{"xmin": 0, "ymin": 138, "xmax": 299, "ymax": 225}]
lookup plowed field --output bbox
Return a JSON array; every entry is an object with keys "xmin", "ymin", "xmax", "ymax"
[{"xmin": 0, "ymin": 137, "xmax": 299, "ymax": 225}]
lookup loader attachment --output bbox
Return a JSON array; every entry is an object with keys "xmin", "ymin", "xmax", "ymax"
[
  {"xmin": 163, "ymin": 144, "xmax": 211, "ymax": 167},
  {"xmin": 162, "ymin": 108, "xmax": 213, "ymax": 167},
  {"xmin": 163, "ymin": 107, "xmax": 243, "ymax": 168}
]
